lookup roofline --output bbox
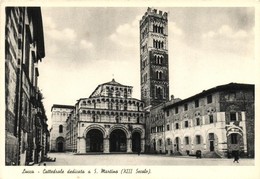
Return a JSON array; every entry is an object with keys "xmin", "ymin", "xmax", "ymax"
[
  {"xmin": 89, "ymin": 80, "xmax": 133, "ymax": 98},
  {"xmin": 51, "ymin": 104, "xmax": 75, "ymax": 111},
  {"xmin": 164, "ymin": 82, "xmax": 254, "ymax": 110},
  {"xmin": 77, "ymin": 97, "xmax": 144, "ymax": 103}
]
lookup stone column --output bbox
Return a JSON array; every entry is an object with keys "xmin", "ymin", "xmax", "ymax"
[
  {"xmin": 141, "ymin": 139, "xmax": 145, "ymax": 152},
  {"xmin": 127, "ymin": 138, "xmax": 132, "ymax": 153},
  {"xmin": 241, "ymin": 112, "xmax": 247, "ymax": 154},
  {"xmin": 78, "ymin": 137, "xmax": 86, "ymax": 153},
  {"xmin": 103, "ymin": 138, "xmax": 110, "ymax": 153}
]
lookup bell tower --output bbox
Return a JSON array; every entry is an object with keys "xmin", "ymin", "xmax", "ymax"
[{"xmin": 140, "ymin": 8, "xmax": 169, "ymax": 108}]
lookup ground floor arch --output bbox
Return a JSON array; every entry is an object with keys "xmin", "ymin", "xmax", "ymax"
[
  {"xmin": 174, "ymin": 137, "xmax": 180, "ymax": 152},
  {"xmin": 132, "ymin": 132, "xmax": 141, "ymax": 152},
  {"xmin": 86, "ymin": 129, "xmax": 103, "ymax": 152},
  {"xmin": 109, "ymin": 129, "xmax": 127, "ymax": 152},
  {"xmin": 56, "ymin": 137, "xmax": 65, "ymax": 152}
]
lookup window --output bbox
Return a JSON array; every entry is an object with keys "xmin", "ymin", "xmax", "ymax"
[
  {"xmin": 175, "ymin": 123, "xmax": 179, "ymax": 129},
  {"xmin": 209, "ymin": 115, "xmax": 214, "ymax": 123},
  {"xmin": 196, "ymin": 135, "xmax": 201, "ymax": 144},
  {"xmin": 155, "ymin": 55, "xmax": 164, "ymax": 64},
  {"xmin": 159, "ymin": 139, "xmax": 162, "ymax": 146},
  {"xmin": 195, "ymin": 99, "xmax": 199, "ymax": 108},
  {"xmin": 59, "ymin": 125, "xmax": 63, "ymax": 133},
  {"xmin": 116, "ymin": 116, "xmax": 119, "ymax": 123},
  {"xmin": 196, "ymin": 118, "xmax": 200, "ymax": 126},
  {"xmin": 167, "ymin": 124, "xmax": 170, "ymax": 131},
  {"xmin": 156, "ymin": 86, "xmax": 163, "ymax": 99},
  {"xmin": 137, "ymin": 117, "xmax": 140, "ymax": 124},
  {"xmin": 209, "ymin": 133, "xmax": 214, "ymax": 140},
  {"xmin": 151, "ymin": 127, "xmax": 156, "ymax": 133},
  {"xmin": 230, "ymin": 112, "xmax": 236, "ymax": 122},
  {"xmin": 167, "ymin": 138, "xmax": 171, "ymax": 145},
  {"xmin": 231, "ymin": 133, "xmax": 238, "ymax": 144},
  {"xmin": 184, "ymin": 121, "xmax": 189, "ymax": 128},
  {"xmin": 156, "ymin": 71, "xmax": 163, "ymax": 80},
  {"xmin": 184, "ymin": 104, "xmax": 188, "ymax": 111},
  {"xmin": 166, "ymin": 110, "xmax": 169, "ymax": 116},
  {"xmin": 175, "ymin": 107, "xmax": 178, "ymax": 114},
  {"xmin": 153, "ymin": 40, "xmax": 164, "ymax": 49},
  {"xmin": 207, "ymin": 95, "xmax": 212, "ymax": 104},
  {"xmin": 185, "ymin": 137, "xmax": 189, "ymax": 145}
]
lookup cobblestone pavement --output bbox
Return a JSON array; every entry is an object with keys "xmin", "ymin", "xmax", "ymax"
[{"xmin": 42, "ymin": 152, "xmax": 254, "ymax": 166}]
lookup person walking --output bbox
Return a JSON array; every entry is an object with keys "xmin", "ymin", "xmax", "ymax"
[
  {"xmin": 138, "ymin": 147, "xmax": 141, "ymax": 156},
  {"xmin": 233, "ymin": 150, "xmax": 239, "ymax": 163}
]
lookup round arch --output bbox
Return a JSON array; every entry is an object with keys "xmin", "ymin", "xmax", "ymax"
[
  {"xmin": 132, "ymin": 127, "xmax": 144, "ymax": 139},
  {"xmin": 56, "ymin": 137, "xmax": 65, "ymax": 152},
  {"xmin": 86, "ymin": 129, "xmax": 103, "ymax": 152},
  {"xmin": 83, "ymin": 124, "xmax": 106, "ymax": 138},
  {"xmin": 108, "ymin": 124, "xmax": 130, "ymax": 138},
  {"xmin": 132, "ymin": 130, "xmax": 142, "ymax": 152},
  {"xmin": 174, "ymin": 136, "xmax": 181, "ymax": 152}
]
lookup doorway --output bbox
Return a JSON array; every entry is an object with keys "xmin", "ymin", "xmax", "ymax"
[
  {"xmin": 110, "ymin": 129, "xmax": 126, "ymax": 152},
  {"xmin": 132, "ymin": 132, "xmax": 141, "ymax": 152},
  {"xmin": 210, "ymin": 141, "xmax": 214, "ymax": 151},
  {"xmin": 175, "ymin": 137, "xmax": 180, "ymax": 152},
  {"xmin": 86, "ymin": 129, "xmax": 103, "ymax": 152},
  {"xmin": 57, "ymin": 142, "xmax": 64, "ymax": 152}
]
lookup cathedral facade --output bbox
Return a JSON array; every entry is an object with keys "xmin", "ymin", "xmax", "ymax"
[{"xmin": 65, "ymin": 79, "xmax": 145, "ymax": 153}]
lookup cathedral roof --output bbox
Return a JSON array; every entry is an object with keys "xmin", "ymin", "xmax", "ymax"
[
  {"xmin": 89, "ymin": 79, "xmax": 133, "ymax": 98},
  {"xmin": 102, "ymin": 78, "xmax": 125, "ymax": 87}
]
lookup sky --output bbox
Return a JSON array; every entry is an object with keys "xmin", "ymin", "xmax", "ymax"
[{"xmin": 38, "ymin": 7, "xmax": 255, "ymax": 127}]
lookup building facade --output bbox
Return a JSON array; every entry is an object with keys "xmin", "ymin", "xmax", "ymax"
[
  {"xmin": 65, "ymin": 79, "xmax": 146, "ymax": 153},
  {"xmin": 5, "ymin": 7, "xmax": 48, "ymax": 165},
  {"xmin": 149, "ymin": 83, "xmax": 254, "ymax": 158},
  {"xmin": 50, "ymin": 105, "xmax": 74, "ymax": 152}
]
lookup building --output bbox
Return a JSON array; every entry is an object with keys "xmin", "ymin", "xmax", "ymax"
[
  {"xmin": 139, "ymin": 8, "xmax": 254, "ymax": 158},
  {"xmin": 5, "ymin": 7, "xmax": 48, "ymax": 165},
  {"xmin": 65, "ymin": 79, "xmax": 146, "ymax": 153},
  {"xmin": 149, "ymin": 83, "xmax": 255, "ymax": 157},
  {"xmin": 139, "ymin": 7, "xmax": 170, "ymax": 153},
  {"xmin": 50, "ymin": 105, "xmax": 74, "ymax": 152},
  {"xmin": 140, "ymin": 7, "xmax": 169, "ymax": 108}
]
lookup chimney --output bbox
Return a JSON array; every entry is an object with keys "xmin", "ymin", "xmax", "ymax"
[{"xmin": 163, "ymin": 12, "xmax": 168, "ymax": 18}]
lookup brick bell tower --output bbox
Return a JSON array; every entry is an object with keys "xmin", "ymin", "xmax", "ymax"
[{"xmin": 140, "ymin": 8, "xmax": 169, "ymax": 108}]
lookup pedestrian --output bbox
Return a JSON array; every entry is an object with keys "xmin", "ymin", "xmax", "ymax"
[
  {"xmin": 138, "ymin": 147, "xmax": 141, "ymax": 156},
  {"xmin": 233, "ymin": 150, "xmax": 239, "ymax": 163}
]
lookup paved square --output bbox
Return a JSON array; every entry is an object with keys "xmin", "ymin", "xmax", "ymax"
[{"xmin": 44, "ymin": 152, "xmax": 254, "ymax": 166}]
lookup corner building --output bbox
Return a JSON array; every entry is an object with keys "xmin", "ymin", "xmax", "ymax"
[
  {"xmin": 67, "ymin": 79, "xmax": 145, "ymax": 153},
  {"xmin": 50, "ymin": 105, "xmax": 74, "ymax": 152},
  {"xmin": 150, "ymin": 83, "xmax": 255, "ymax": 157},
  {"xmin": 5, "ymin": 7, "xmax": 48, "ymax": 165}
]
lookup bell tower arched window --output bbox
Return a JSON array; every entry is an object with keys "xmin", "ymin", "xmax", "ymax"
[{"xmin": 59, "ymin": 125, "xmax": 63, "ymax": 133}]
